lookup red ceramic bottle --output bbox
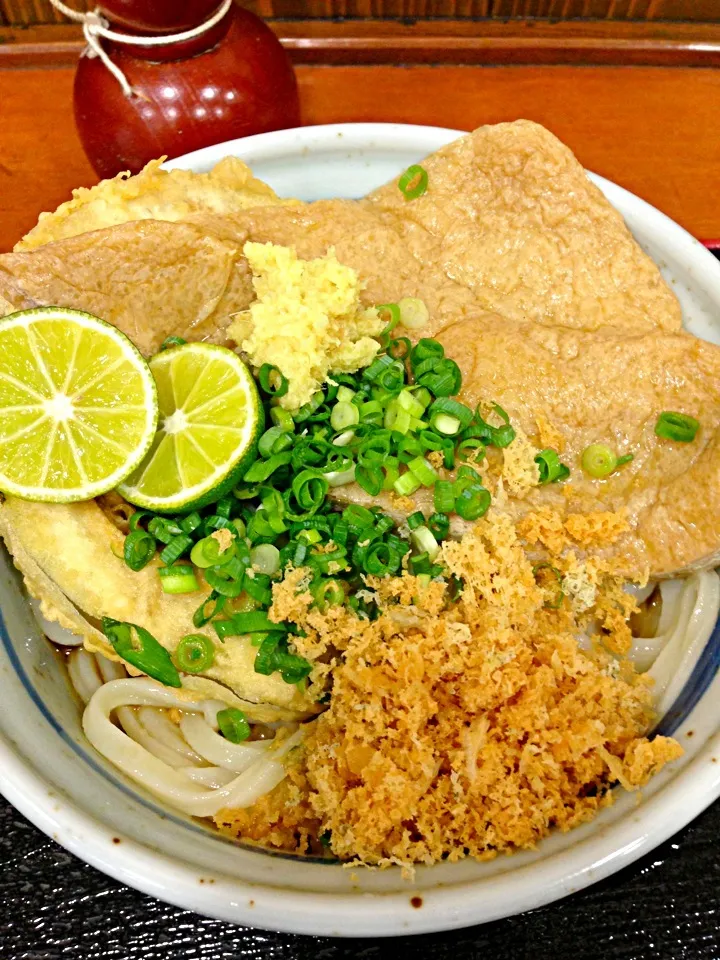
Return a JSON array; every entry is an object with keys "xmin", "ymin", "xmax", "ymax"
[{"xmin": 74, "ymin": 3, "xmax": 300, "ymax": 179}]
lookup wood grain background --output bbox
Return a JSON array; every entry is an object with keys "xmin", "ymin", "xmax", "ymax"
[{"xmin": 1, "ymin": 0, "xmax": 718, "ymax": 24}]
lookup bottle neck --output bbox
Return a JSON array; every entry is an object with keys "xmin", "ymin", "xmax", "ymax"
[{"xmin": 97, "ymin": 0, "xmax": 222, "ymax": 34}]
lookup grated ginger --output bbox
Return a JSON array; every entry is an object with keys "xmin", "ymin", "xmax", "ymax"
[{"xmin": 227, "ymin": 242, "xmax": 383, "ymax": 411}]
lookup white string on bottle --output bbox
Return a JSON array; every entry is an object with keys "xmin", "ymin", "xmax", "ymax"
[{"xmin": 48, "ymin": 0, "xmax": 233, "ymax": 98}]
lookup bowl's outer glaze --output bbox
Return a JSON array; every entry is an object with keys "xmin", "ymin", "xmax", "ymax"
[{"xmin": 2, "ymin": 124, "xmax": 720, "ymax": 937}]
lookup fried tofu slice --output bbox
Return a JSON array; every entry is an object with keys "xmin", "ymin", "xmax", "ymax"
[
  {"xmin": 439, "ymin": 315, "xmax": 720, "ymax": 576},
  {"xmin": 204, "ymin": 120, "xmax": 680, "ymax": 336},
  {"xmin": 365, "ymin": 120, "xmax": 681, "ymax": 333},
  {"xmin": 0, "ymin": 219, "xmax": 253, "ymax": 355}
]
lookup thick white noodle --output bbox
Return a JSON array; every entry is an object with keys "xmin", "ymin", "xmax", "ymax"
[
  {"xmin": 648, "ymin": 571, "xmax": 720, "ymax": 716},
  {"xmin": 83, "ymin": 678, "xmax": 303, "ymax": 816},
  {"xmin": 68, "ymin": 649, "xmax": 104, "ymax": 704},
  {"xmin": 179, "ymin": 713, "xmax": 265, "ymax": 773},
  {"xmin": 137, "ymin": 707, "xmax": 204, "ymax": 765},
  {"xmin": 115, "ymin": 706, "xmax": 198, "ymax": 769},
  {"xmin": 96, "ymin": 655, "xmax": 127, "ymax": 684},
  {"xmin": 30, "ymin": 597, "xmax": 84, "ymax": 647},
  {"xmin": 180, "ymin": 766, "xmax": 237, "ymax": 788}
]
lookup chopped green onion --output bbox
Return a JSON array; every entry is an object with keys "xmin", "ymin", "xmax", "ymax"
[
  {"xmin": 359, "ymin": 400, "xmax": 384, "ymax": 423},
  {"xmin": 174, "ymin": 634, "xmax": 215, "ymax": 673},
  {"xmin": 364, "ymin": 541, "xmax": 402, "ymax": 576},
  {"xmin": 216, "ymin": 708, "xmax": 251, "ymax": 743},
  {"xmin": 258, "ymin": 363, "xmax": 289, "ymax": 398},
  {"xmin": 123, "ymin": 529, "xmax": 156, "ymax": 572},
  {"xmin": 407, "ymin": 511, "xmax": 425, "ymax": 531},
  {"xmin": 382, "ymin": 461, "xmax": 400, "ymax": 490},
  {"xmin": 192, "ymin": 591, "xmax": 226, "ymax": 628},
  {"xmin": 160, "ymin": 336, "xmax": 186, "ymax": 350},
  {"xmin": 179, "ymin": 511, "xmax": 203, "ymax": 535},
  {"xmin": 190, "ymin": 534, "xmax": 235, "ymax": 569},
  {"xmin": 417, "ymin": 359, "xmax": 461, "ymax": 397},
  {"xmin": 333, "ymin": 428, "xmax": 356, "ymax": 447},
  {"xmin": 358, "ymin": 433, "xmax": 393, "ymax": 464},
  {"xmin": 363, "ymin": 353, "xmax": 395, "ymax": 383},
  {"xmin": 356, "ymin": 463, "xmax": 384, "ymax": 496},
  {"xmin": 324, "ymin": 464, "xmax": 356, "ymax": 487},
  {"xmin": 655, "ymin": 411, "xmax": 700, "ymax": 443},
  {"xmin": 616, "ymin": 454, "xmax": 634, "ymax": 467},
  {"xmin": 158, "ymin": 565, "xmax": 199, "ymax": 594},
  {"xmin": 291, "ymin": 470, "xmax": 329, "ymax": 514},
  {"xmin": 331, "ymin": 402, "xmax": 360, "ymax": 432},
  {"xmin": 428, "ymin": 398, "xmax": 474, "ymax": 429},
  {"xmin": 434, "ymin": 480, "xmax": 455, "ymax": 514},
  {"xmin": 102, "ymin": 617, "xmax": 181, "ymax": 687},
  {"xmin": 375, "ymin": 360, "xmax": 405, "ymax": 395},
  {"xmin": 411, "ymin": 524, "xmax": 439, "ymax": 561},
  {"xmin": 148, "ymin": 516, "xmax": 183, "ymax": 544},
  {"xmin": 535, "ymin": 449, "xmax": 570, "ymax": 485},
  {"xmin": 160, "ymin": 534, "xmax": 193, "ymax": 566},
  {"xmin": 311, "ymin": 578, "xmax": 347, "ymax": 612},
  {"xmin": 428, "ymin": 513, "xmax": 450, "ymax": 540},
  {"xmin": 411, "ymin": 338, "xmax": 444, "ymax": 366},
  {"xmin": 387, "ymin": 337, "xmax": 411, "ymax": 360},
  {"xmin": 251, "ymin": 543, "xmax": 280, "ymax": 576},
  {"xmin": 254, "ymin": 634, "xmax": 281, "ymax": 675},
  {"xmin": 376, "ymin": 303, "xmax": 401, "ymax": 342},
  {"xmin": 408, "ymin": 456, "xmax": 438, "ymax": 487},
  {"xmin": 473, "ymin": 405, "xmax": 517, "ymax": 448},
  {"xmin": 258, "ymin": 426, "xmax": 293, "ymax": 458},
  {"xmin": 254, "ymin": 632, "xmax": 311, "ymax": 683},
  {"xmin": 336, "ymin": 385, "xmax": 356, "ymax": 404},
  {"xmin": 270, "ymin": 407, "xmax": 294, "ymax": 432},
  {"xmin": 215, "ymin": 498, "xmax": 233, "ymax": 519},
  {"xmin": 398, "ymin": 164, "xmax": 429, "ymax": 201},
  {"xmin": 394, "ymin": 471, "xmax": 421, "ymax": 497},
  {"xmin": 204, "ymin": 564, "xmax": 245, "ymax": 598},
  {"xmin": 128, "ymin": 510, "xmax": 151, "ymax": 532},
  {"xmin": 431, "ymin": 413, "xmax": 461, "ymax": 436},
  {"xmin": 581, "ymin": 443, "xmax": 618, "ymax": 479},
  {"xmin": 384, "ymin": 401, "xmax": 412, "ymax": 434},
  {"xmin": 455, "ymin": 485, "xmax": 491, "ymax": 521},
  {"xmin": 243, "ymin": 452, "xmax": 292, "ymax": 483},
  {"xmin": 343, "ymin": 503, "xmax": 375, "ymax": 530},
  {"xmin": 397, "ymin": 389, "xmax": 425, "ymax": 418},
  {"xmin": 410, "ymin": 552, "xmax": 432, "ymax": 576},
  {"xmin": 294, "ymin": 391, "xmax": 325, "ymax": 424},
  {"xmin": 227, "ymin": 610, "xmax": 285, "ymax": 637},
  {"xmin": 457, "ymin": 438, "xmax": 485, "ymax": 462},
  {"xmin": 398, "ymin": 296, "xmax": 429, "ymax": 330}
]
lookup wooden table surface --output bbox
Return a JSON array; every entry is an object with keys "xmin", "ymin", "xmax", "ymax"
[{"xmin": 1, "ymin": 63, "xmax": 720, "ymax": 251}]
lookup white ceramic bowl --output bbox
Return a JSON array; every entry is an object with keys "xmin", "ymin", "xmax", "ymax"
[{"xmin": 2, "ymin": 123, "xmax": 720, "ymax": 938}]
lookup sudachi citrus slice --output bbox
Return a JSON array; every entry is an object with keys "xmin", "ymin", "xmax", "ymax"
[
  {"xmin": 117, "ymin": 342, "xmax": 262, "ymax": 513},
  {"xmin": 0, "ymin": 307, "xmax": 158, "ymax": 502}
]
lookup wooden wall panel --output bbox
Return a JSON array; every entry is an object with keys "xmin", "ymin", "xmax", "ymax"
[
  {"xmin": 1, "ymin": 0, "xmax": 717, "ymax": 24},
  {"xmin": 492, "ymin": 0, "xmax": 720, "ymax": 17}
]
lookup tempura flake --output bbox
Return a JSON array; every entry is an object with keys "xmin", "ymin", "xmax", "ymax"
[{"xmin": 214, "ymin": 512, "xmax": 682, "ymax": 867}]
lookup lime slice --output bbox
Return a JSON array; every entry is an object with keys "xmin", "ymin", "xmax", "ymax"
[
  {"xmin": 0, "ymin": 307, "xmax": 158, "ymax": 503},
  {"xmin": 117, "ymin": 342, "xmax": 262, "ymax": 512}
]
